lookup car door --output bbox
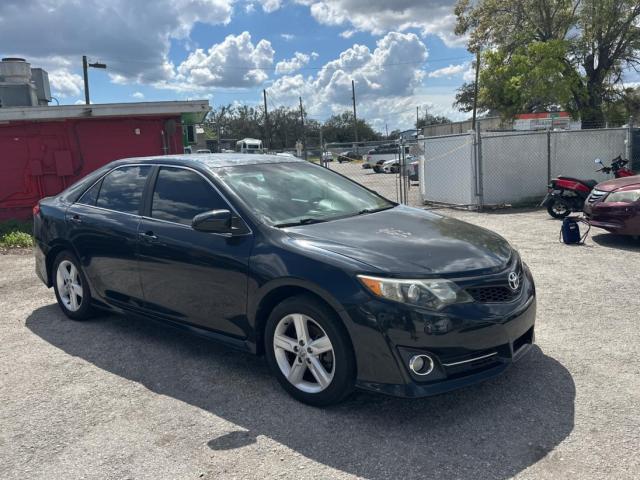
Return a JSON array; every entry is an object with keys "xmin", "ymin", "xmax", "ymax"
[
  {"xmin": 66, "ymin": 165, "xmax": 151, "ymax": 309},
  {"xmin": 137, "ymin": 166, "xmax": 253, "ymax": 338}
]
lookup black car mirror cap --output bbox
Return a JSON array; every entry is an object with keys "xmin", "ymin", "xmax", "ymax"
[{"xmin": 192, "ymin": 209, "xmax": 233, "ymax": 233}]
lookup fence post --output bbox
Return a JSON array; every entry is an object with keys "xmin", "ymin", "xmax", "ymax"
[
  {"xmin": 628, "ymin": 116, "xmax": 634, "ymax": 165},
  {"xmin": 474, "ymin": 122, "xmax": 484, "ymax": 209},
  {"xmin": 546, "ymin": 128, "xmax": 552, "ymax": 184}
]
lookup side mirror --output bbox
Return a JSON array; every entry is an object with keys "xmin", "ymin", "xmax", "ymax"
[
  {"xmin": 192, "ymin": 209, "xmax": 233, "ymax": 233},
  {"xmin": 595, "ymin": 158, "xmax": 603, "ymax": 164}
]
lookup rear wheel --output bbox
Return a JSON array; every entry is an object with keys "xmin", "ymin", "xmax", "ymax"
[
  {"xmin": 547, "ymin": 199, "xmax": 571, "ymax": 219},
  {"xmin": 265, "ymin": 295, "xmax": 355, "ymax": 406},
  {"xmin": 52, "ymin": 251, "xmax": 93, "ymax": 320}
]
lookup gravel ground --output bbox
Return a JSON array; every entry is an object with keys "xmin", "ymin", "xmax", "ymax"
[
  {"xmin": 326, "ymin": 161, "xmax": 422, "ymax": 206},
  {"xmin": 1, "ymin": 208, "xmax": 639, "ymax": 480}
]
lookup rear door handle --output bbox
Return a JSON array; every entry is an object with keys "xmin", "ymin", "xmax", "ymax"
[
  {"xmin": 70, "ymin": 214, "xmax": 82, "ymax": 224},
  {"xmin": 139, "ymin": 231, "xmax": 158, "ymax": 241}
]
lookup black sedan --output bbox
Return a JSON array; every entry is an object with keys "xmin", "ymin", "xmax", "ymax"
[{"xmin": 34, "ymin": 154, "xmax": 536, "ymax": 406}]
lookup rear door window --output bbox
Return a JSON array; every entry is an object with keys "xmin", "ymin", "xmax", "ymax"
[{"xmin": 95, "ymin": 166, "xmax": 150, "ymax": 214}]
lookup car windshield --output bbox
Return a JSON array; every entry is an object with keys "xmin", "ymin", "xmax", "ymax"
[{"xmin": 217, "ymin": 162, "xmax": 395, "ymax": 227}]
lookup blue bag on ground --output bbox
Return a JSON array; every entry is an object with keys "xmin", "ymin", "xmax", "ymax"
[{"xmin": 560, "ymin": 217, "xmax": 590, "ymax": 244}]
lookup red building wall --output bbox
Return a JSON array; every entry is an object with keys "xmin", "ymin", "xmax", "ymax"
[{"xmin": 0, "ymin": 115, "xmax": 184, "ymax": 220}]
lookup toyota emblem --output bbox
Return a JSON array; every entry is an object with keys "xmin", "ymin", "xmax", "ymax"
[{"xmin": 508, "ymin": 272, "xmax": 520, "ymax": 291}]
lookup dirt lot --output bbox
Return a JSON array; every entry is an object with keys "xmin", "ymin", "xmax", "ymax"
[{"xmin": 1, "ymin": 208, "xmax": 639, "ymax": 480}]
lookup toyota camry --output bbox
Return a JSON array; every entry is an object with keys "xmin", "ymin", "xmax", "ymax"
[{"xmin": 33, "ymin": 154, "xmax": 536, "ymax": 406}]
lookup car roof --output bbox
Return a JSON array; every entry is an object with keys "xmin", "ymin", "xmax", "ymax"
[{"xmin": 110, "ymin": 153, "xmax": 305, "ymax": 169}]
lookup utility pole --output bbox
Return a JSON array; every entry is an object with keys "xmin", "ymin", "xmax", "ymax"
[
  {"xmin": 471, "ymin": 49, "xmax": 480, "ymax": 130},
  {"xmin": 416, "ymin": 106, "xmax": 420, "ymax": 131},
  {"xmin": 385, "ymin": 123, "xmax": 389, "ymax": 139},
  {"xmin": 263, "ymin": 89, "xmax": 270, "ymax": 152},
  {"xmin": 82, "ymin": 55, "xmax": 107, "ymax": 105},
  {"xmin": 82, "ymin": 56, "xmax": 89, "ymax": 105},
  {"xmin": 299, "ymin": 96, "xmax": 307, "ymax": 160},
  {"xmin": 216, "ymin": 106, "xmax": 225, "ymax": 153},
  {"xmin": 351, "ymin": 79, "xmax": 358, "ymax": 143}
]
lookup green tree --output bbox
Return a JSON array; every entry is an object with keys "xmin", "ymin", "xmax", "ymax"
[
  {"xmin": 321, "ymin": 112, "xmax": 381, "ymax": 143},
  {"xmin": 416, "ymin": 112, "xmax": 452, "ymax": 129},
  {"xmin": 455, "ymin": 0, "xmax": 640, "ymax": 127}
]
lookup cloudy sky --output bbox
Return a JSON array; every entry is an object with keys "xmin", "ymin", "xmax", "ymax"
[{"xmin": 0, "ymin": 0, "xmax": 474, "ymax": 131}]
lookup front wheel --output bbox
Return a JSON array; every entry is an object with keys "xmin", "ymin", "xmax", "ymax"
[
  {"xmin": 265, "ymin": 295, "xmax": 356, "ymax": 406},
  {"xmin": 547, "ymin": 199, "xmax": 571, "ymax": 219}
]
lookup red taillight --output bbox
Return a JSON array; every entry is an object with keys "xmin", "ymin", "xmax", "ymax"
[{"xmin": 33, "ymin": 203, "xmax": 40, "ymax": 216}]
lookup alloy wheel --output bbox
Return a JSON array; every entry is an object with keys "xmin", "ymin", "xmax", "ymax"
[
  {"xmin": 56, "ymin": 260, "xmax": 83, "ymax": 312},
  {"xmin": 273, "ymin": 313, "xmax": 335, "ymax": 393}
]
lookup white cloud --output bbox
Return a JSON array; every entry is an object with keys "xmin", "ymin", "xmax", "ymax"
[
  {"xmin": 339, "ymin": 30, "xmax": 355, "ymax": 39},
  {"xmin": 281, "ymin": 33, "xmax": 295, "ymax": 41},
  {"xmin": 48, "ymin": 69, "xmax": 84, "ymax": 97},
  {"xmin": 428, "ymin": 63, "xmax": 467, "ymax": 78},
  {"xmin": 275, "ymin": 52, "xmax": 312, "ymax": 74},
  {"xmin": 0, "ymin": 0, "xmax": 234, "ymax": 86},
  {"xmin": 245, "ymin": 3, "xmax": 256, "ymax": 13},
  {"xmin": 131, "ymin": 91, "xmax": 145, "ymax": 99},
  {"xmin": 174, "ymin": 32, "xmax": 274, "ymax": 88},
  {"xmin": 463, "ymin": 64, "xmax": 476, "ymax": 82},
  {"xmin": 258, "ymin": 0, "xmax": 282, "ymax": 12},
  {"xmin": 295, "ymin": 1, "xmax": 466, "ymax": 47},
  {"xmin": 269, "ymin": 31, "xmax": 429, "ymax": 127}
]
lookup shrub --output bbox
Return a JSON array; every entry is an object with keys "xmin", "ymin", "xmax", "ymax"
[{"xmin": 0, "ymin": 231, "xmax": 33, "ymax": 248}]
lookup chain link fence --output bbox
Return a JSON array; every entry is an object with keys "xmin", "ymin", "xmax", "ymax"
[
  {"xmin": 418, "ymin": 125, "xmax": 635, "ymax": 209},
  {"xmin": 321, "ymin": 140, "xmax": 424, "ymax": 206}
]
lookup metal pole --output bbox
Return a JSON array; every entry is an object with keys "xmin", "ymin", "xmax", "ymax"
[
  {"xmin": 82, "ymin": 56, "xmax": 90, "ymax": 105},
  {"xmin": 385, "ymin": 123, "xmax": 389, "ymax": 139},
  {"xmin": 471, "ymin": 49, "xmax": 480, "ymax": 130},
  {"xmin": 263, "ymin": 89, "xmax": 270, "ymax": 152},
  {"xmin": 546, "ymin": 128, "xmax": 552, "ymax": 183},
  {"xmin": 319, "ymin": 128, "xmax": 325, "ymax": 167},
  {"xmin": 299, "ymin": 96, "xmax": 307, "ymax": 160},
  {"xmin": 628, "ymin": 115, "xmax": 634, "ymax": 165},
  {"xmin": 416, "ymin": 106, "xmax": 419, "ymax": 131},
  {"xmin": 351, "ymin": 80, "xmax": 358, "ymax": 143},
  {"xmin": 475, "ymin": 120, "xmax": 484, "ymax": 209}
]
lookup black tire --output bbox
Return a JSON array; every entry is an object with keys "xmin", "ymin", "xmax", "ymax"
[
  {"xmin": 547, "ymin": 199, "xmax": 571, "ymax": 219},
  {"xmin": 265, "ymin": 295, "xmax": 356, "ymax": 406},
  {"xmin": 52, "ymin": 251, "xmax": 94, "ymax": 321}
]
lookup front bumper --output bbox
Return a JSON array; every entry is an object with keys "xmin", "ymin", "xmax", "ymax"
[
  {"xmin": 345, "ymin": 268, "xmax": 537, "ymax": 398},
  {"xmin": 584, "ymin": 202, "xmax": 640, "ymax": 235}
]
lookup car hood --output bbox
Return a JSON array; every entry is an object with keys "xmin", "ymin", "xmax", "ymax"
[
  {"xmin": 596, "ymin": 175, "xmax": 640, "ymax": 192},
  {"xmin": 285, "ymin": 206, "xmax": 513, "ymax": 276}
]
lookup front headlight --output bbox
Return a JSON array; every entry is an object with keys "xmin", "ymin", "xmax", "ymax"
[
  {"xmin": 604, "ymin": 189, "xmax": 640, "ymax": 203},
  {"xmin": 357, "ymin": 275, "xmax": 472, "ymax": 310}
]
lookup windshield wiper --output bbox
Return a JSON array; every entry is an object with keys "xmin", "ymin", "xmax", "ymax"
[
  {"xmin": 274, "ymin": 218, "xmax": 328, "ymax": 228},
  {"xmin": 357, "ymin": 205, "xmax": 395, "ymax": 215}
]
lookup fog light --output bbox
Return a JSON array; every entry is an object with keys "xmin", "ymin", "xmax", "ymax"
[{"xmin": 409, "ymin": 354, "xmax": 434, "ymax": 376}]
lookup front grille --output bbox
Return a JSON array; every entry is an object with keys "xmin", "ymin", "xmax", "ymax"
[
  {"xmin": 587, "ymin": 189, "xmax": 607, "ymax": 204},
  {"xmin": 466, "ymin": 286, "xmax": 518, "ymax": 303}
]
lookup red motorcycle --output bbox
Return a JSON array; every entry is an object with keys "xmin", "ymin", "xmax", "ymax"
[{"xmin": 542, "ymin": 155, "xmax": 635, "ymax": 218}]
